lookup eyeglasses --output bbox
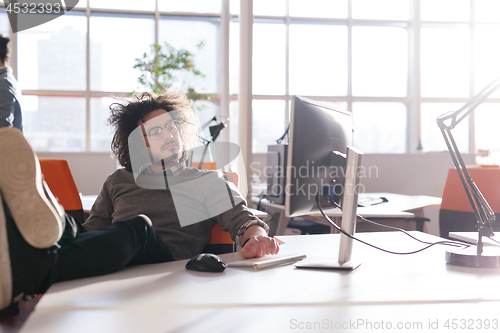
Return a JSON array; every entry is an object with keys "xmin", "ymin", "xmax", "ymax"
[{"xmin": 144, "ymin": 120, "xmax": 180, "ymax": 140}]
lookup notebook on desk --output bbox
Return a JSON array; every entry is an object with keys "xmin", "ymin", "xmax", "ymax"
[{"xmin": 227, "ymin": 254, "xmax": 306, "ymax": 270}]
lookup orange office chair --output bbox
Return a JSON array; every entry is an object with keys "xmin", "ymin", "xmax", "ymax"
[
  {"xmin": 202, "ymin": 171, "xmax": 240, "ymax": 254},
  {"xmin": 39, "ymin": 159, "xmax": 85, "ymax": 225},
  {"xmin": 440, "ymin": 165, "xmax": 500, "ymax": 239}
]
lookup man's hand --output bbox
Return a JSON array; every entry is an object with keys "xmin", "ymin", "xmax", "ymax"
[{"xmin": 239, "ymin": 235, "xmax": 280, "ymax": 259}]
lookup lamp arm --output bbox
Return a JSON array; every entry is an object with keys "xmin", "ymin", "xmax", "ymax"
[
  {"xmin": 437, "ymin": 76, "xmax": 500, "ymax": 130},
  {"xmin": 436, "ymin": 76, "xmax": 500, "ymax": 255}
]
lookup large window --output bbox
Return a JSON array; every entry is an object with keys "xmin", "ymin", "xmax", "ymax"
[
  {"xmin": 246, "ymin": 0, "xmax": 500, "ymax": 163},
  {"xmin": 3, "ymin": 0, "xmax": 500, "ymax": 164},
  {"xmin": 5, "ymin": 1, "xmax": 222, "ymax": 152}
]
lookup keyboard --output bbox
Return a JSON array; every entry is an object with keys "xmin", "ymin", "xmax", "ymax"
[{"xmin": 227, "ymin": 253, "xmax": 307, "ymax": 270}]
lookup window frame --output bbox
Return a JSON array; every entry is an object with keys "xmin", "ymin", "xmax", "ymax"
[{"xmin": 2, "ymin": 0, "xmax": 500, "ymax": 157}]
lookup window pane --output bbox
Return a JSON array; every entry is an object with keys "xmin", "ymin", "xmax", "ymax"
[
  {"xmin": 253, "ymin": 0, "xmax": 285, "ymax": 16},
  {"xmin": 229, "ymin": 100, "xmax": 239, "ymax": 145},
  {"xmin": 352, "ymin": 26, "xmax": 408, "ymax": 97},
  {"xmin": 230, "ymin": 0, "xmax": 240, "ymax": 15},
  {"xmin": 252, "ymin": 100, "xmax": 285, "ymax": 153},
  {"xmin": 421, "ymin": 103, "xmax": 469, "ymax": 153},
  {"xmin": 352, "ymin": 102, "xmax": 406, "ymax": 153},
  {"xmin": 23, "ymin": 96, "xmax": 86, "ymax": 152},
  {"xmin": 289, "ymin": 24, "xmax": 348, "ymax": 96},
  {"xmin": 74, "ymin": 0, "xmax": 87, "ymax": 8},
  {"xmin": 352, "ymin": 0, "xmax": 409, "ymax": 20},
  {"xmin": 0, "ymin": 8, "xmax": 9, "ymax": 36},
  {"xmin": 90, "ymin": 13, "xmax": 154, "ymax": 92},
  {"xmin": 475, "ymin": 0, "xmax": 500, "ymax": 22},
  {"xmin": 253, "ymin": 22, "xmax": 286, "ymax": 95},
  {"xmin": 159, "ymin": 17, "xmax": 220, "ymax": 94},
  {"xmin": 289, "ymin": 0, "xmax": 347, "ymax": 19},
  {"xmin": 159, "ymin": 0, "xmax": 221, "ymax": 13},
  {"xmin": 230, "ymin": 20, "xmax": 239, "ymax": 95},
  {"xmin": 475, "ymin": 103, "xmax": 500, "ymax": 165},
  {"xmin": 474, "ymin": 25, "xmax": 500, "ymax": 97},
  {"xmin": 90, "ymin": 97, "xmax": 113, "ymax": 152},
  {"xmin": 421, "ymin": 28, "xmax": 470, "ymax": 98},
  {"xmin": 421, "ymin": 0, "xmax": 470, "ymax": 22},
  {"xmin": 18, "ymin": 12, "xmax": 86, "ymax": 91},
  {"xmin": 90, "ymin": 0, "xmax": 155, "ymax": 11}
]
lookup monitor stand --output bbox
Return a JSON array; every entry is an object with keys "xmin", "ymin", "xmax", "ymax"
[
  {"xmin": 295, "ymin": 258, "xmax": 362, "ymax": 270},
  {"xmin": 294, "ymin": 146, "xmax": 363, "ymax": 271}
]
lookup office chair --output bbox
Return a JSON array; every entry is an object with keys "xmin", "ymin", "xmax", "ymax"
[
  {"xmin": 39, "ymin": 159, "xmax": 85, "ymax": 225},
  {"xmin": 202, "ymin": 171, "xmax": 239, "ymax": 254},
  {"xmin": 39, "ymin": 159, "xmax": 237, "ymax": 254},
  {"xmin": 440, "ymin": 165, "xmax": 500, "ymax": 239}
]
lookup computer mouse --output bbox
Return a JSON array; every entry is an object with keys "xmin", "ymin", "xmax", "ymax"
[{"xmin": 185, "ymin": 253, "xmax": 227, "ymax": 272}]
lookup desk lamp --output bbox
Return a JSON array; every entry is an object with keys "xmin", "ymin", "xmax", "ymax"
[
  {"xmin": 196, "ymin": 116, "xmax": 227, "ymax": 169},
  {"xmin": 437, "ymin": 76, "xmax": 500, "ymax": 268}
]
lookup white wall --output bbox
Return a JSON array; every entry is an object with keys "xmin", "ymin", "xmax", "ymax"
[
  {"xmin": 37, "ymin": 152, "xmax": 119, "ymax": 195},
  {"xmin": 251, "ymin": 152, "xmax": 476, "ymax": 236}
]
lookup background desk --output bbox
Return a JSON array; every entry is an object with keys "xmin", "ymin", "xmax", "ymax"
[
  {"xmin": 255, "ymin": 192, "xmax": 441, "ymax": 235},
  {"xmin": 81, "ymin": 195, "xmax": 268, "ymax": 219},
  {"xmin": 20, "ymin": 232, "xmax": 500, "ymax": 333}
]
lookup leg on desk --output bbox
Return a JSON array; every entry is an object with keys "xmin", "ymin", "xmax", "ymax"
[
  {"xmin": 1, "ymin": 205, "xmax": 173, "ymax": 315},
  {"xmin": 50, "ymin": 215, "xmax": 174, "ymax": 284}
]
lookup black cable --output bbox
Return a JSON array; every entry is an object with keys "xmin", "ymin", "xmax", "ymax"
[
  {"xmin": 486, "ymin": 236, "xmax": 500, "ymax": 246},
  {"xmin": 276, "ymin": 125, "xmax": 290, "ymax": 144},
  {"xmin": 256, "ymin": 194, "xmax": 273, "ymax": 217},
  {"xmin": 316, "ymin": 194, "xmax": 472, "ymax": 255},
  {"xmin": 331, "ymin": 200, "xmax": 471, "ymax": 248}
]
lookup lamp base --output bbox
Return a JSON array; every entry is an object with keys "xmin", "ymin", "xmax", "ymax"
[{"xmin": 446, "ymin": 246, "xmax": 500, "ymax": 268}]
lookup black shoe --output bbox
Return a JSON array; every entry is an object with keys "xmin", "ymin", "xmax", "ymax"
[
  {"xmin": 0, "ymin": 196, "xmax": 58, "ymax": 315},
  {"xmin": 0, "ymin": 128, "xmax": 65, "ymax": 249}
]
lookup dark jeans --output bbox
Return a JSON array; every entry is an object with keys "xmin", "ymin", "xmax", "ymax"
[{"xmin": 48, "ymin": 214, "xmax": 174, "ymax": 285}]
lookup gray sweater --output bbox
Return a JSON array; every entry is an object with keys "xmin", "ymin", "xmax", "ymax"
[
  {"xmin": 84, "ymin": 167, "xmax": 267, "ymax": 260},
  {"xmin": 0, "ymin": 67, "xmax": 22, "ymax": 130}
]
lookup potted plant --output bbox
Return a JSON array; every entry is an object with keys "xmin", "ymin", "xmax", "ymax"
[{"xmin": 132, "ymin": 41, "xmax": 212, "ymax": 108}]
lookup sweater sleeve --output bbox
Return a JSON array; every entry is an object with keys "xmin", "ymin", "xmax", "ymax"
[
  {"xmin": 83, "ymin": 175, "xmax": 114, "ymax": 231},
  {"xmin": 211, "ymin": 172, "xmax": 270, "ymax": 246}
]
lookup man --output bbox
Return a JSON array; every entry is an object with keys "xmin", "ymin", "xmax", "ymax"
[
  {"xmin": 0, "ymin": 127, "xmax": 175, "ymax": 315},
  {"xmin": 0, "ymin": 91, "xmax": 278, "ymax": 315},
  {"xmin": 84, "ymin": 91, "xmax": 279, "ymax": 259},
  {"xmin": 0, "ymin": 35, "xmax": 22, "ymax": 130}
]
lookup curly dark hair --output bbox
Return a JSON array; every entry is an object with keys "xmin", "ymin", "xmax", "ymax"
[
  {"xmin": 108, "ymin": 91, "xmax": 197, "ymax": 171},
  {"xmin": 0, "ymin": 35, "xmax": 11, "ymax": 64}
]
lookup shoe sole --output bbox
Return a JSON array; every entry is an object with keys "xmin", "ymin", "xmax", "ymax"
[
  {"xmin": 0, "ymin": 128, "xmax": 64, "ymax": 249},
  {"xmin": 0, "ymin": 193, "xmax": 13, "ymax": 311}
]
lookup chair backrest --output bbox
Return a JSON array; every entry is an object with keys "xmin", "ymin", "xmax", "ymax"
[
  {"xmin": 39, "ymin": 159, "xmax": 85, "ymax": 224},
  {"xmin": 203, "ymin": 171, "xmax": 240, "ymax": 254},
  {"xmin": 439, "ymin": 165, "xmax": 500, "ymax": 238},
  {"xmin": 190, "ymin": 162, "xmax": 217, "ymax": 170}
]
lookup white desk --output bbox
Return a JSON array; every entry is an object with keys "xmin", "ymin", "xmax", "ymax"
[
  {"xmin": 21, "ymin": 232, "xmax": 500, "ymax": 333},
  {"xmin": 256, "ymin": 192, "xmax": 441, "ymax": 235}
]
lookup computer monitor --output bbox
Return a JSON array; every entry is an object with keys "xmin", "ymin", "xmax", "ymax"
[
  {"xmin": 285, "ymin": 96, "xmax": 363, "ymax": 270},
  {"xmin": 285, "ymin": 96, "xmax": 353, "ymax": 218}
]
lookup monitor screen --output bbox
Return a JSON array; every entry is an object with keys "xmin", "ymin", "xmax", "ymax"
[{"xmin": 285, "ymin": 96, "xmax": 352, "ymax": 218}]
